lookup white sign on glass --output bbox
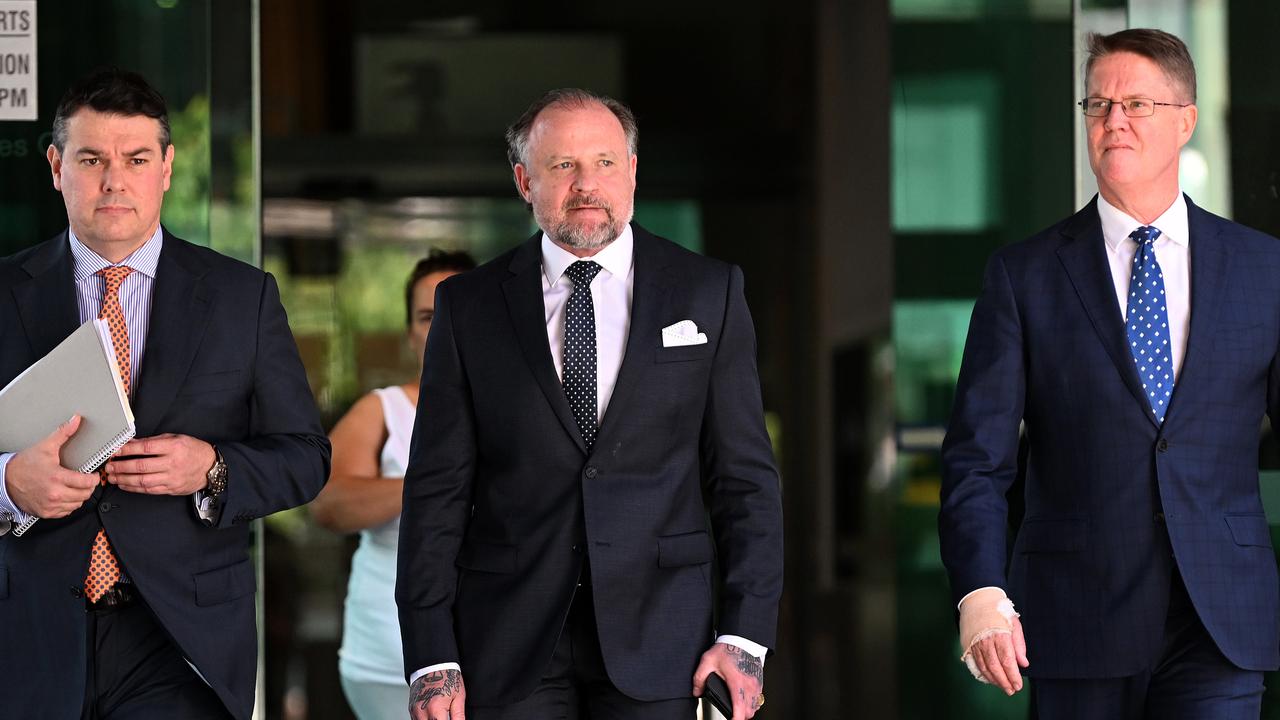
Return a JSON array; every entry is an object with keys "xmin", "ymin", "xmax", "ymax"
[{"xmin": 0, "ymin": 1, "xmax": 35, "ymax": 121}]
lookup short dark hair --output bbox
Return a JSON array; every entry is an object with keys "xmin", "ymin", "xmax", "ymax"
[
  {"xmin": 504, "ymin": 88, "xmax": 638, "ymax": 169},
  {"xmin": 1085, "ymin": 29, "xmax": 1197, "ymax": 103},
  {"xmin": 405, "ymin": 249, "xmax": 477, "ymax": 325},
  {"xmin": 52, "ymin": 67, "xmax": 171, "ymax": 154}
]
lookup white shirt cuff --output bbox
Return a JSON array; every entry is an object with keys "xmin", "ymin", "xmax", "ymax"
[
  {"xmin": 716, "ymin": 634, "xmax": 768, "ymax": 664},
  {"xmin": 0, "ymin": 453, "xmax": 32, "ymax": 527},
  {"xmin": 409, "ymin": 662, "xmax": 462, "ymax": 686},
  {"xmin": 957, "ymin": 586, "xmax": 1007, "ymax": 611}
]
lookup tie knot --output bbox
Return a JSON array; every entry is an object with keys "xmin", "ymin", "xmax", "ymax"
[
  {"xmin": 1129, "ymin": 225, "xmax": 1162, "ymax": 246},
  {"xmin": 565, "ymin": 260, "xmax": 602, "ymax": 287},
  {"xmin": 98, "ymin": 265, "xmax": 134, "ymax": 291}
]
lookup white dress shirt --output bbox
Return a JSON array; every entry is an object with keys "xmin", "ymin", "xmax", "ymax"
[
  {"xmin": 541, "ymin": 225, "xmax": 635, "ymax": 421},
  {"xmin": 958, "ymin": 192, "xmax": 1192, "ymax": 613},
  {"xmin": 1098, "ymin": 191, "xmax": 1190, "ymax": 381},
  {"xmin": 411, "ymin": 226, "xmax": 768, "ymax": 685}
]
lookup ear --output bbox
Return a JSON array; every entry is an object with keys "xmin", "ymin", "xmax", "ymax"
[
  {"xmin": 1177, "ymin": 104, "xmax": 1198, "ymax": 147},
  {"xmin": 46, "ymin": 144, "xmax": 63, "ymax": 191},
  {"xmin": 628, "ymin": 153, "xmax": 638, "ymax": 185},
  {"xmin": 513, "ymin": 163, "xmax": 533, "ymax": 203},
  {"xmin": 161, "ymin": 143, "xmax": 174, "ymax": 192}
]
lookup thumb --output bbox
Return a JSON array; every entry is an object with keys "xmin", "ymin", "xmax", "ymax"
[
  {"xmin": 49, "ymin": 415, "xmax": 82, "ymax": 446},
  {"xmin": 452, "ymin": 692, "xmax": 467, "ymax": 720}
]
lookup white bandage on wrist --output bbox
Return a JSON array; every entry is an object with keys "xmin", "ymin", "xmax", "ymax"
[{"xmin": 958, "ymin": 592, "xmax": 1019, "ymax": 683}]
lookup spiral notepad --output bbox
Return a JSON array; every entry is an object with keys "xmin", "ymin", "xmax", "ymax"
[{"xmin": 0, "ymin": 319, "xmax": 135, "ymax": 535}]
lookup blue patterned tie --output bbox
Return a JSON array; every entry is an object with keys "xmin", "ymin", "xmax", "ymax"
[
  {"xmin": 1125, "ymin": 226, "xmax": 1174, "ymax": 423},
  {"xmin": 563, "ymin": 261, "xmax": 602, "ymax": 451}
]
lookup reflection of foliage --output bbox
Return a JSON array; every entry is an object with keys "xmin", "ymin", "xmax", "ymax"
[
  {"xmin": 209, "ymin": 134, "xmax": 257, "ymax": 263},
  {"xmin": 158, "ymin": 93, "xmax": 256, "ymax": 263},
  {"xmin": 339, "ymin": 245, "xmax": 422, "ymax": 332},
  {"xmin": 161, "ymin": 95, "xmax": 210, "ymax": 246}
]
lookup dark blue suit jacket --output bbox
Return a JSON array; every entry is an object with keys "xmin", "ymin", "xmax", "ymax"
[
  {"xmin": 396, "ymin": 225, "xmax": 784, "ymax": 704},
  {"xmin": 0, "ymin": 230, "xmax": 330, "ymax": 719},
  {"xmin": 940, "ymin": 197, "xmax": 1280, "ymax": 678}
]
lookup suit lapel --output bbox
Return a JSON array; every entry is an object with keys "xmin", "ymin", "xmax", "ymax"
[
  {"xmin": 1166, "ymin": 198, "xmax": 1230, "ymax": 426},
  {"xmin": 1056, "ymin": 200, "xmax": 1160, "ymax": 429},
  {"xmin": 595, "ymin": 228, "xmax": 673, "ymax": 449},
  {"xmin": 131, "ymin": 232, "xmax": 213, "ymax": 436},
  {"xmin": 12, "ymin": 233, "xmax": 80, "ymax": 360},
  {"xmin": 501, "ymin": 234, "xmax": 587, "ymax": 454}
]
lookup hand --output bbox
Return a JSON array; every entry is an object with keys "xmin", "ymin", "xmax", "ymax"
[
  {"xmin": 959, "ymin": 588, "xmax": 1029, "ymax": 695},
  {"xmin": 409, "ymin": 669, "xmax": 465, "ymax": 720},
  {"xmin": 692, "ymin": 643, "xmax": 765, "ymax": 719},
  {"xmin": 6, "ymin": 415, "xmax": 99, "ymax": 518},
  {"xmin": 105, "ymin": 434, "xmax": 216, "ymax": 496}
]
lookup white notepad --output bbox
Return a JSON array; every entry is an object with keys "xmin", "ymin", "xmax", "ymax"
[{"xmin": 0, "ymin": 318, "xmax": 136, "ymax": 535}]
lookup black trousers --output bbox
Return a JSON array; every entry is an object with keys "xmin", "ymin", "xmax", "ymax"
[
  {"xmin": 468, "ymin": 585, "xmax": 698, "ymax": 720},
  {"xmin": 1031, "ymin": 567, "xmax": 1265, "ymax": 720},
  {"xmin": 80, "ymin": 589, "xmax": 230, "ymax": 720}
]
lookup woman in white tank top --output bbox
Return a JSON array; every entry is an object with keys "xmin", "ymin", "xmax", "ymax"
[{"xmin": 311, "ymin": 250, "xmax": 475, "ymax": 719}]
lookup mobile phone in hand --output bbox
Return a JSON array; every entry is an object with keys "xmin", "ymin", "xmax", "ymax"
[{"xmin": 703, "ymin": 671, "xmax": 733, "ymax": 717}]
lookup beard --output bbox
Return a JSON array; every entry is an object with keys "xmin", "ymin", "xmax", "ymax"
[{"xmin": 538, "ymin": 195, "xmax": 633, "ymax": 251}]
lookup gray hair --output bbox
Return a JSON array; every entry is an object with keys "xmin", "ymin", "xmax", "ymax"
[{"xmin": 504, "ymin": 88, "xmax": 638, "ymax": 169}]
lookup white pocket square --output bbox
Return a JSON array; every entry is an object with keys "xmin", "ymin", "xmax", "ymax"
[{"xmin": 661, "ymin": 320, "xmax": 708, "ymax": 347}]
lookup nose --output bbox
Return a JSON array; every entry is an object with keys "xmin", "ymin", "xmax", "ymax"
[
  {"xmin": 100, "ymin": 164, "xmax": 123, "ymax": 193},
  {"xmin": 1103, "ymin": 101, "xmax": 1129, "ymax": 131},
  {"xmin": 571, "ymin": 165, "xmax": 598, "ymax": 193}
]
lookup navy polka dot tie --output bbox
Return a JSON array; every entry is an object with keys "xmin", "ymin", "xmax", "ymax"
[
  {"xmin": 563, "ymin": 261, "xmax": 602, "ymax": 451},
  {"xmin": 1125, "ymin": 226, "xmax": 1174, "ymax": 423}
]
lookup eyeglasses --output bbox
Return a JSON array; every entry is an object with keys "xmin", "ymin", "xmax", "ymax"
[{"xmin": 1078, "ymin": 97, "xmax": 1191, "ymax": 117}]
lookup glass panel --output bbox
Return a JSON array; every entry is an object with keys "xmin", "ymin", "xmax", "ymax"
[{"xmin": 892, "ymin": 2, "xmax": 1074, "ymax": 717}]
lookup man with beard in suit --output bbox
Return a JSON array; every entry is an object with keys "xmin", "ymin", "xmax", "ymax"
[{"xmin": 397, "ymin": 89, "xmax": 784, "ymax": 720}]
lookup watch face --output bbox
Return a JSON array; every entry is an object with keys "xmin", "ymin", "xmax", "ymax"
[{"xmin": 208, "ymin": 456, "xmax": 227, "ymax": 494}]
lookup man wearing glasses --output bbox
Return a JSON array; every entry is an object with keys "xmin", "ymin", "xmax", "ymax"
[{"xmin": 940, "ymin": 28, "xmax": 1280, "ymax": 718}]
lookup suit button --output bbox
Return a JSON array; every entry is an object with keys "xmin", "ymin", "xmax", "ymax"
[
  {"xmin": 1154, "ymin": 512, "xmax": 1166, "ymax": 523},
  {"xmin": 1157, "ymin": 438, "xmax": 1169, "ymax": 452},
  {"xmin": 69, "ymin": 586, "xmax": 83, "ymax": 598},
  {"xmin": 571, "ymin": 544, "xmax": 582, "ymax": 554},
  {"xmin": 584, "ymin": 466, "xmax": 598, "ymax": 479},
  {"xmin": 99, "ymin": 502, "xmax": 112, "ymax": 513}
]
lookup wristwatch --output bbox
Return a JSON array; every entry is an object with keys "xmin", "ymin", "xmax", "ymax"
[{"xmin": 206, "ymin": 446, "xmax": 228, "ymax": 497}]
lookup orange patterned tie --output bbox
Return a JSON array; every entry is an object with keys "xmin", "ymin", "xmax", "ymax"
[{"xmin": 84, "ymin": 266, "xmax": 133, "ymax": 602}]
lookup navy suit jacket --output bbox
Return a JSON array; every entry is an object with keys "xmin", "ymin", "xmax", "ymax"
[
  {"xmin": 0, "ymin": 230, "xmax": 330, "ymax": 719},
  {"xmin": 396, "ymin": 225, "xmax": 784, "ymax": 704},
  {"xmin": 940, "ymin": 197, "xmax": 1280, "ymax": 678}
]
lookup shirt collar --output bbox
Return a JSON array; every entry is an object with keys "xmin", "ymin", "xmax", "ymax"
[
  {"xmin": 68, "ymin": 225, "xmax": 164, "ymax": 284},
  {"xmin": 540, "ymin": 224, "xmax": 634, "ymax": 287},
  {"xmin": 1098, "ymin": 192, "xmax": 1189, "ymax": 251}
]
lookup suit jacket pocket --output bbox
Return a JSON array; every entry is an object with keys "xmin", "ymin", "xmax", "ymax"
[
  {"xmin": 1215, "ymin": 323, "xmax": 1267, "ymax": 354},
  {"xmin": 177, "ymin": 369, "xmax": 243, "ymax": 396},
  {"xmin": 1226, "ymin": 514, "xmax": 1272, "ymax": 548},
  {"xmin": 657, "ymin": 530, "xmax": 715, "ymax": 567},
  {"xmin": 456, "ymin": 541, "xmax": 518, "ymax": 574},
  {"xmin": 1016, "ymin": 517, "xmax": 1087, "ymax": 554},
  {"xmin": 654, "ymin": 344, "xmax": 713, "ymax": 364},
  {"xmin": 193, "ymin": 558, "xmax": 256, "ymax": 606}
]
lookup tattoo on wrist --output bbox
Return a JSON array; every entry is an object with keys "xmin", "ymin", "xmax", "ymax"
[
  {"xmin": 725, "ymin": 644, "xmax": 765, "ymax": 684},
  {"xmin": 411, "ymin": 669, "xmax": 463, "ymax": 708}
]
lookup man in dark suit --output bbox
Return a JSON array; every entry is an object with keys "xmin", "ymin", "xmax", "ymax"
[
  {"xmin": 396, "ymin": 89, "xmax": 784, "ymax": 720},
  {"xmin": 939, "ymin": 29, "xmax": 1280, "ymax": 719},
  {"xmin": 0, "ymin": 69, "xmax": 329, "ymax": 719}
]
